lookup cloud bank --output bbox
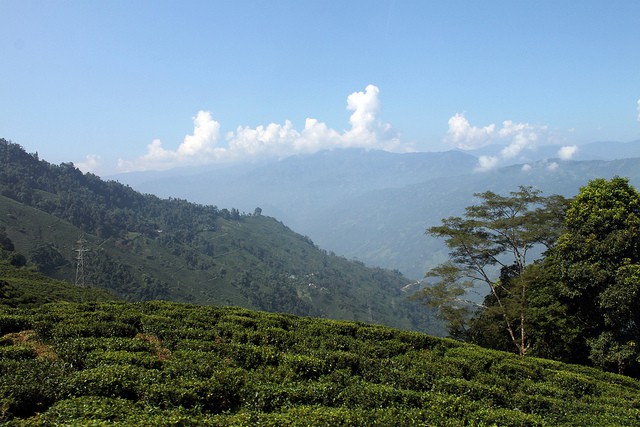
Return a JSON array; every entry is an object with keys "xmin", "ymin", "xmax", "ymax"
[
  {"xmin": 118, "ymin": 85, "xmax": 404, "ymax": 172},
  {"xmin": 445, "ymin": 113, "xmax": 549, "ymax": 171}
]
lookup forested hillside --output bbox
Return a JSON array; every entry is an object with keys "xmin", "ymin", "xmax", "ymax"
[
  {"xmin": 0, "ymin": 139, "xmax": 438, "ymax": 333},
  {"xmin": 0, "ymin": 251, "xmax": 117, "ymax": 308}
]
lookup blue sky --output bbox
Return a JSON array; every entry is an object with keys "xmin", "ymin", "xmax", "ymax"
[{"xmin": 2, "ymin": 1, "xmax": 639, "ymax": 174}]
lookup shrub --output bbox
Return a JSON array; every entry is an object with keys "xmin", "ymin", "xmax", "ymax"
[
  {"xmin": 337, "ymin": 380, "xmax": 424, "ymax": 409},
  {"xmin": 469, "ymin": 407, "xmax": 545, "ymax": 426},
  {"xmin": 33, "ymin": 396, "xmax": 141, "ymax": 423},
  {"xmin": 0, "ymin": 313, "xmax": 32, "ymax": 335},
  {"xmin": 220, "ymin": 314, "xmax": 258, "ymax": 329},
  {"xmin": 490, "ymin": 357, "xmax": 544, "ymax": 382},
  {"xmin": 85, "ymin": 350, "xmax": 163, "ymax": 369},
  {"xmin": 64, "ymin": 365, "xmax": 149, "ymax": 400},
  {"xmin": 250, "ymin": 326, "xmax": 296, "ymax": 349},
  {"xmin": 395, "ymin": 329, "xmax": 446, "ymax": 350},
  {"xmin": 549, "ymin": 371, "xmax": 599, "ymax": 398},
  {"xmin": 432, "ymin": 377, "xmax": 506, "ymax": 406},
  {"xmin": 0, "ymin": 345, "xmax": 37, "ymax": 360},
  {"xmin": 0, "ymin": 359, "xmax": 67, "ymax": 419},
  {"xmin": 282, "ymin": 353, "xmax": 329, "ymax": 380},
  {"xmin": 50, "ymin": 321, "xmax": 137, "ymax": 340},
  {"xmin": 143, "ymin": 368, "xmax": 246, "ymax": 413},
  {"xmin": 162, "ymin": 350, "xmax": 225, "ymax": 378},
  {"xmin": 322, "ymin": 350, "xmax": 362, "ymax": 374}
]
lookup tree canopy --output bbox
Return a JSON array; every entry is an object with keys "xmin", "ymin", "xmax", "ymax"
[
  {"xmin": 414, "ymin": 186, "xmax": 567, "ymax": 355},
  {"xmin": 549, "ymin": 177, "xmax": 640, "ymax": 375},
  {"xmin": 419, "ymin": 177, "xmax": 640, "ymax": 377}
]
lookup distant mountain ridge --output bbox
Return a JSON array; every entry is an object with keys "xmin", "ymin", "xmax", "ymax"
[
  {"xmin": 466, "ymin": 139, "xmax": 640, "ymax": 163},
  {"xmin": 113, "ymin": 140, "xmax": 640, "ymax": 279},
  {"xmin": 116, "ymin": 148, "xmax": 479, "ymax": 224}
]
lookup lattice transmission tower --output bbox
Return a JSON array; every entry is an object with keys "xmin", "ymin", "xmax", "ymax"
[{"xmin": 74, "ymin": 236, "xmax": 89, "ymax": 287}]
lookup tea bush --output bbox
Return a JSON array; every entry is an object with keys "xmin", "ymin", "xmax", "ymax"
[
  {"xmin": 2, "ymin": 300, "xmax": 640, "ymax": 426},
  {"xmin": 0, "ymin": 313, "xmax": 32, "ymax": 334}
]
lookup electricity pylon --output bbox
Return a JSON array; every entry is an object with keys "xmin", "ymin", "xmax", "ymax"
[{"xmin": 74, "ymin": 236, "xmax": 89, "ymax": 287}]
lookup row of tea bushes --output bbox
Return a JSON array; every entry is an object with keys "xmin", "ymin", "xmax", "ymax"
[{"xmin": 1, "ymin": 300, "xmax": 639, "ymax": 425}]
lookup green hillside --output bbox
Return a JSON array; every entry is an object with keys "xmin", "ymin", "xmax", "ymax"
[
  {"xmin": 0, "ymin": 139, "xmax": 438, "ymax": 333},
  {"xmin": 1, "ymin": 300, "xmax": 638, "ymax": 425},
  {"xmin": 0, "ymin": 261, "xmax": 117, "ymax": 308}
]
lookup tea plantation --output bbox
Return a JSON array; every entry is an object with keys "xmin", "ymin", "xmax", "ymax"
[{"xmin": 1, "ymin": 300, "xmax": 639, "ymax": 426}]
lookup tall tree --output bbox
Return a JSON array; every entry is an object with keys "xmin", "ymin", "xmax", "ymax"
[
  {"xmin": 413, "ymin": 187, "xmax": 567, "ymax": 355},
  {"xmin": 550, "ymin": 177, "xmax": 640, "ymax": 375}
]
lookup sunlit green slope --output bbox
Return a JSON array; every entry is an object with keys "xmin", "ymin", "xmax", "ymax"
[{"xmin": 1, "ymin": 300, "xmax": 638, "ymax": 426}]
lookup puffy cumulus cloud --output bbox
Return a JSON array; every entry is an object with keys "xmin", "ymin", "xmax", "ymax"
[
  {"xmin": 178, "ymin": 111, "xmax": 221, "ymax": 156},
  {"xmin": 294, "ymin": 118, "xmax": 342, "ymax": 152},
  {"xmin": 521, "ymin": 163, "xmax": 532, "ymax": 172},
  {"xmin": 498, "ymin": 120, "xmax": 544, "ymax": 159},
  {"xmin": 117, "ymin": 85, "xmax": 404, "ymax": 172},
  {"xmin": 447, "ymin": 114, "xmax": 548, "ymax": 171},
  {"xmin": 345, "ymin": 84, "xmax": 380, "ymax": 141},
  {"xmin": 445, "ymin": 113, "xmax": 495, "ymax": 150},
  {"xmin": 227, "ymin": 121, "xmax": 300, "ymax": 159},
  {"xmin": 558, "ymin": 145, "xmax": 578, "ymax": 160},
  {"xmin": 76, "ymin": 154, "xmax": 102, "ymax": 174},
  {"xmin": 118, "ymin": 111, "xmax": 223, "ymax": 171},
  {"xmin": 342, "ymin": 84, "xmax": 401, "ymax": 150},
  {"xmin": 475, "ymin": 155, "xmax": 499, "ymax": 172},
  {"xmin": 547, "ymin": 161, "xmax": 559, "ymax": 171}
]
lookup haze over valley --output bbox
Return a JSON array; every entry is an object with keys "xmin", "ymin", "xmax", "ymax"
[{"xmin": 115, "ymin": 140, "xmax": 640, "ymax": 279}]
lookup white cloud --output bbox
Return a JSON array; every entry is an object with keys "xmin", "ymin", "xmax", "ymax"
[
  {"xmin": 177, "ymin": 111, "xmax": 221, "ymax": 157},
  {"xmin": 117, "ymin": 111, "xmax": 224, "ymax": 171},
  {"xmin": 344, "ymin": 84, "xmax": 381, "ymax": 145},
  {"xmin": 118, "ymin": 85, "xmax": 404, "ymax": 172},
  {"xmin": 637, "ymin": 98, "xmax": 640, "ymax": 121},
  {"xmin": 498, "ymin": 120, "xmax": 543, "ymax": 159},
  {"xmin": 445, "ymin": 113, "xmax": 495, "ymax": 150},
  {"xmin": 447, "ymin": 114, "xmax": 548, "ymax": 171},
  {"xmin": 295, "ymin": 118, "xmax": 341, "ymax": 152},
  {"xmin": 547, "ymin": 161, "xmax": 559, "ymax": 171},
  {"xmin": 521, "ymin": 164, "xmax": 532, "ymax": 172},
  {"xmin": 475, "ymin": 155, "xmax": 499, "ymax": 172},
  {"xmin": 558, "ymin": 145, "xmax": 578, "ymax": 160},
  {"xmin": 76, "ymin": 154, "xmax": 101, "ymax": 173}
]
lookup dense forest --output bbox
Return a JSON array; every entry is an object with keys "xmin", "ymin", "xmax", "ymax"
[{"xmin": 0, "ymin": 139, "xmax": 437, "ymax": 333}]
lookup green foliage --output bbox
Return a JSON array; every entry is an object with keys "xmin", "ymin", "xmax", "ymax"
[
  {"xmin": 1, "ymin": 300, "xmax": 639, "ymax": 425},
  {"xmin": 0, "ymin": 313, "xmax": 32, "ymax": 334},
  {"xmin": 0, "ymin": 260, "xmax": 116, "ymax": 308},
  {"xmin": 542, "ymin": 177, "xmax": 640, "ymax": 375},
  {"xmin": 417, "ymin": 186, "xmax": 568, "ymax": 354},
  {"xmin": 418, "ymin": 177, "xmax": 640, "ymax": 380},
  {"xmin": 30, "ymin": 396, "xmax": 142, "ymax": 424}
]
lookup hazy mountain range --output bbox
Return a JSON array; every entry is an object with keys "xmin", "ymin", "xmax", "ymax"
[{"xmin": 114, "ymin": 140, "xmax": 640, "ymax": 279}]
